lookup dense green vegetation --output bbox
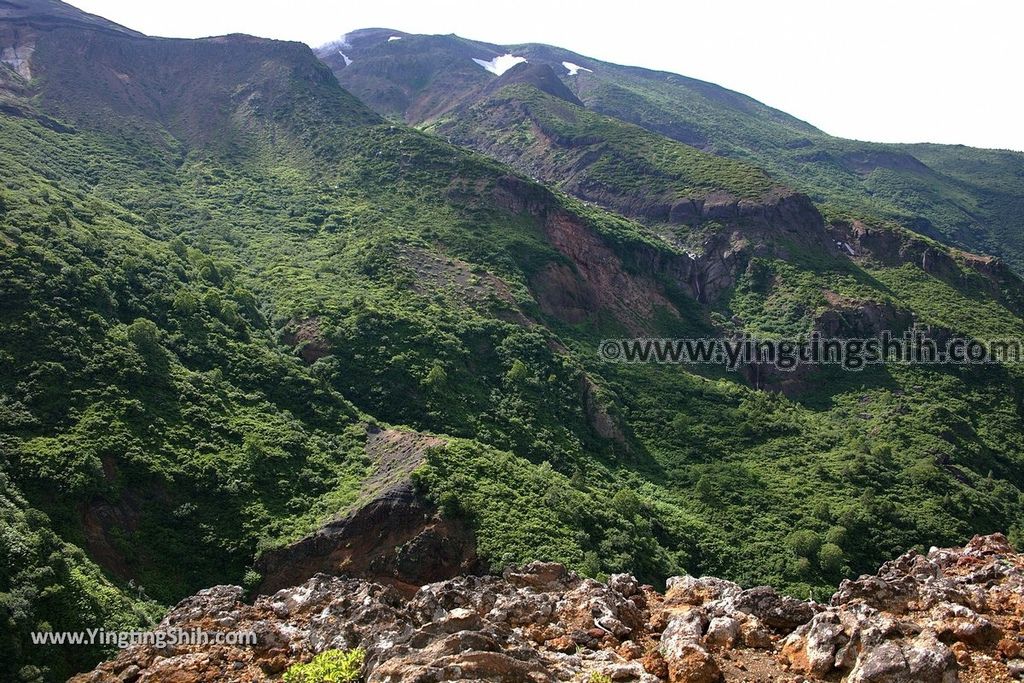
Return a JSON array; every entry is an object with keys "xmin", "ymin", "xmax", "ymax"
[
  {"xmin": 428, "ymin": 83, "xmax": 779, "ymax": 208},
  {"xmin": 0, "ymin": 108, "xmax": 381, "ymax": 679},
  {"xmin": 2, "ymin": 9, "xmax": 1024, "ymax": 681},
  {"xmin": 0, "ymin": 472, "xmax": 164, "ymax": 681}
]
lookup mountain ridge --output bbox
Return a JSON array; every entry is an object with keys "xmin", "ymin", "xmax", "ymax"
[
  {"xmin": 321, "ymin": 28, "xmax": 1024, "ymax": 272},
  {"xmin": 0, "ymin": 0, "xmax": 141, "ymax": 36}
]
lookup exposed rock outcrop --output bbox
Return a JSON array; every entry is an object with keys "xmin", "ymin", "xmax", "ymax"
[
  {"xmin": 255, "ymin": 427, "xmax": 478, "ymax": 597},
  {"xmin": 830, "ymin": 220, "xmax": 1024, "ymax": 316},
  {"xmin": 781, "ymin": 533, "xmax": 1023, "ymax": 682},
  {"xmin": 74, "ymin": 534, "xmax": 1024, "ymax": 682},
  {"xmin": 477, "ymin": 173, "xmax": 842, "ymax": 333},
  {"xmin": 255, "ymin": 482, "xmax": 477, "ymax": 598}
]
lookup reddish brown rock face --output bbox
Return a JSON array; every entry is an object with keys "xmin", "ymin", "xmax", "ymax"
[
  {"xmin": 256, "ymin": 482, "xmax": 479, "ymax": 597},
  {"xmin": 256, "ymin": 427, "xmax": 478, "ymax": 597},
  {"xmin": 73, "ymin": 534, "xmax": 1024, "ymax": 683}
]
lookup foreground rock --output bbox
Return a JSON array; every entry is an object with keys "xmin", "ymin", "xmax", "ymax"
[
  {"xmin": 780, "ymin": 533, "xmax": 1023, "ymax": 683},
  {"xmin": 73, "ymin": 535, "xmax": 1024, "ymax": 682}
]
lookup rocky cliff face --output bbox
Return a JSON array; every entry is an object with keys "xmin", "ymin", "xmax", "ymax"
[
  {"xmin": 321, "ymin": 30, "xmax": 1024, "ymax": 275},
  {"xmin": 255, "ymin": 483, "xmax": 479, "ymax": 598},
  {"xmin": 73, "ymin": 534, "xmax": 1023, "ymax": 682},
  {"xmin": 477, "ymin": 171, "xmax": 843, "ymax": 335},
  {"xmin": 829, "ymin": 220, "xmax": 1024, "ymax": 316},
  {"xmin": 256, "ymin": 426, "xmax": 478, "ymax": 597}
]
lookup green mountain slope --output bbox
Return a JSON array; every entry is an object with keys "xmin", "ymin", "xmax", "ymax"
[
  {"xmin": 427, "ymin": 77, "xmax": 781, "ymax": 216},
  {"xmin": 2, "ymin": 5, "xmax": 1024, "ymax": 680},
  {"xmin": 322, "ymin": 30, "xmax": 1024, "ymax": 272}
]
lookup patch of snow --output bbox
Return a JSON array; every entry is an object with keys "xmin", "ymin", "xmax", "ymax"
[
  {"xmin": 562, "ymin": 61, "xmax": 592, "ymax": 76},
  {"xmin": 388, "ymin": 36, "xmax": 402, "ymax": 42},
  {"xmin": 337, "ymin": 50, "xmax": 353, "ymax": 66},
  {"xmin": 472, "ymin": 53, "xmax": 527, "ymax": 75},
  {"xmin": 686, "ymin": 251, "xmax": 698, "ymax": 260}
]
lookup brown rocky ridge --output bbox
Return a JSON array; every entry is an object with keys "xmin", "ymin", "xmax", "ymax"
[{"xmin": 73, "ymin": 534, "xmax": 1024, "ymax": 682}]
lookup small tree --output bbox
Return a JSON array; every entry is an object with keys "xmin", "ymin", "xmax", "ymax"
[
  {"xmin": 787, "ymin": 529, "xmax": 822, "ymax": 559},
  {"xmin": 126, "ymin": 318, "xmax": 162, "ymax": 357},
  {"xmin": 824, "ymin": 525, "xmax": 847, "ymax": 546},
  {"xmin": 612, "ymin": 489, "xmax": 641, "ymax": 518},
  {"xmin": 506, "ymin": 359, "xmax": 530, "ymax": 384},
  {"xmin": 423, "ymin": 362, "xmax": 448, "ymax": 388},
  {"xmin": 819, "ymin": 543, "xmax": 845, "ymax": 574}
]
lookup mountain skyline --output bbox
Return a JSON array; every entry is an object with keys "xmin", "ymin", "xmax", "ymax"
[
  {"xmin": 319, "ymin": 27, "xmax": 1024, "ymax": 273},
  {"xmin": 67, "ymin": 0, "xmax": 1024, "ymax": 152}
]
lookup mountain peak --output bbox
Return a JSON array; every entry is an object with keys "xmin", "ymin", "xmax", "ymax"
[
  {"xmin": 485, "ymin": 60, "xmax": 583, "ymax": 106},
  {"xmin": 320, "ymin": 27, "xmax": 408, "ymax": 52},
  {"xmin": 0, "ymin": 0, "xmax": 141, "ymax": 35}
]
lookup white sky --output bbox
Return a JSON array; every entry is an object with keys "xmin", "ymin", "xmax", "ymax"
[{"xmin": 72, "ymin": 0, "xmax": 1024, "ymax": 152}]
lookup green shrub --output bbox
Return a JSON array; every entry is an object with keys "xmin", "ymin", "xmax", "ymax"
[
  {"xmin": 588, "ymin": 673, "xmax": 613, "ymax": 683},
  {"xmin": 819, "ymin": 543, "xmax": 846, "ymax": 574},
  {"xmin": 787, "ymin": 530, "xmax": 822, "ymax": 559},
  {"xmin": 506, "ymin": 358, "xmax": 530, "ymax": 383},
  {"xmin": 242, "ymin": 569, "xmax": 262, "ymax": 592},
  {"xmin": 423, "ymin": 362, "xmax": 448, "ymax": 388},
  {"xmin": 824, "ymin": 525, "xmax": 847, "ymax": 546},
  {"xmin": 282, "ymin": 648, "xmax": 365, "ymax": 683}
]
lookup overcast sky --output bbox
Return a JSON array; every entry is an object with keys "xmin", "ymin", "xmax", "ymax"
[{"xmin": 72, "ymin": 0, "xmax": 1024, "ymax": 152}]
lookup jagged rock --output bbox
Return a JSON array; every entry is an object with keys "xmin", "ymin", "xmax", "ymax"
[
  {"xmin": 930, "ymin": 602, "xmax": 998, "ymax": 646},
  {"xmin": 488, "ymin": 589, "xmax": 557, "ymax": 626},
  {"xmin": 732, "ymin": 586, "xmax": 819, "ymax": 632},
  {"xmin": 777, "ymin": 534, "xmax": 1024, "ymax": 681},
  {"xmin": 410, "ymin": 575, "xmax": 503, "ymax": 621},
  {"xmin": 963, "ymin": 532, "xmax": 1013, "ymax": 557},
  {"xmin": 72, "ymin": 534, "xmax": 1024, "ymax": 683},
  {"xmin": 662, "ymin": 608, "xmax": 709, "ymax": 646},
  {"xmin": 665, "ymin": 576, "xmax": 742, "ymax": 606},
  {"xmin": 602, "ymin": 660, "xmax": 648, "ymax": 680},
  {"xmin": 609, "ymin": 573, "xmax": 642, "ymax": 598},
  {"xmin": 703, "ymin": 617, "xmax": 740, "ymax": 649},
  {"xmin": 504, "ymin": 561, "xmax": 573, "ymax": 590},
  {"xmin": 166, "ymin": 585, "xmax": 244, "ymax": 624},
  {"xmin": 780, "ymin": 610, "xmax": 847, "ymax": 677},
  {"xmin": 738, "ymin": 614, "xmax": 773, "ymax": 649},
  {"xmin": 558, "ymin": 578, "xmax": 646, "ymax": 639},
  {"xmin": 781, "ymin": 604, "xmax": 956, "ymax": 681},
  {"xmin": 370, "ymin": 631, "xmax": 552, "ymax": 682},
  {"xmin": 846, "ymin": 631, "xmax": 957, "ymax": 683},
  {"xmin": 661, "ymin": 641, "xmax": 722, "ymax": 683}
]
